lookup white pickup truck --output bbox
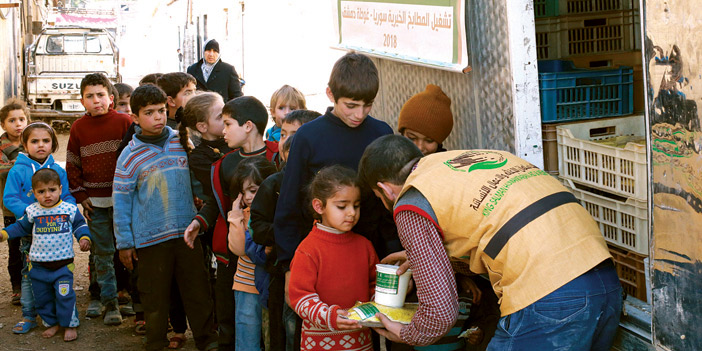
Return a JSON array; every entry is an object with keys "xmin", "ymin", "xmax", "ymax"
[{"xmin": 24, "ymin": 26, "xmax": 120, "ymax": 127}]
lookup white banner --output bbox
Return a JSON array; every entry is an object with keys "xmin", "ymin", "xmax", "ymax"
[{"xmin": 334, "ymin": 0, "xmax": 469, "ymax": 72}]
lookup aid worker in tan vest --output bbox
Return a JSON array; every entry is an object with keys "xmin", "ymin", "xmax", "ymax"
[{"xmin": 358, "ymin": 135, "xmax": 622, "ymax": 350}]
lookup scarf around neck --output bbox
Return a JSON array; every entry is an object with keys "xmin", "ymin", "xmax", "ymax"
[{"xmin": 202, "ymin": 57, "xmax": 220, "ymax": 82}]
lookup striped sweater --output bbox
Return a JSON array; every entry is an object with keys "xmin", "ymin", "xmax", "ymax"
[
  {"xmin": 232, "ymin": 209, "xmax": 259, "ymax": 294},
  {"xmin": 113, "ymin": 127, "xmax": 197, "ymax": 250}
]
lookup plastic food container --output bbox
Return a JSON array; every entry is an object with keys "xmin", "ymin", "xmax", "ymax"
[{"xmin": 375, "ymin": 264, "xmax": 412, "ymax": 308}]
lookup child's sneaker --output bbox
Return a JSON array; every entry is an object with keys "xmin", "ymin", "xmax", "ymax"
[
  {"xmin": 86, "ymin": 299, "xmax": 103, "ymax": 317},
  {"xmin": 120, "ymin": 302, "xmax": 136, "ymax": 316},
  {"xmin": 103, "ymin": 300, "xmax": 123, "ymax": 326}
]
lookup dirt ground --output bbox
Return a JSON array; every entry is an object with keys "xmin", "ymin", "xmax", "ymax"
[{"xmin": 0, "ymin": 132, "xmax": 198, "ymax": 350}]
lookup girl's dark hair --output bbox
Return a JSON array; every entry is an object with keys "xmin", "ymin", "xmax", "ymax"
[
  {"xmin": 228, "ymin": 156, "xmax": 277, "ymax": 199},
  {"xmin": 0, "ymin": 98, "xmax": 31, "ymax": 124},
  {"xmin": 21, "ymin": 122, "xmax": 59, "ymax": 153},
  {"xmin": 180, "ymin": 92, "xmax": 223, "ymax": 153},
  {"xmin": 308, "ymin": 165, "xmax": 359, "ymax": 218}
]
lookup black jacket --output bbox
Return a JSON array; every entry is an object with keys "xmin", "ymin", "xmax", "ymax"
[
  {"xmin": 250, "ymin": 170, "xmax": 284, "ymax": 273},
  {"xmin": 187, "ymin": 59, "xmax": 243, "ymax": 102}
]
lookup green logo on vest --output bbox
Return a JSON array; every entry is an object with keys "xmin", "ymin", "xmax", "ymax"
[{"xmin": 444, "ymin": 151, "xmax": 507, "ymax": 172}]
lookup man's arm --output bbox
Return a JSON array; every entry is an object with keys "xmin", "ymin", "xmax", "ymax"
[{"xmin": 394, "ymin": 210, "xmax": 459, "ymax": 346}]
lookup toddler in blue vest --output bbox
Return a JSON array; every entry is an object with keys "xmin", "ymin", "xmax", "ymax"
[{"xmin": 0, "ymin": 168, "xmax": 91, "ymax": 342}]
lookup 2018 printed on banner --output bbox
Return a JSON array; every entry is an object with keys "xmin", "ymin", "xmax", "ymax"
[{"xmin": 335, "ymin": 0, "xmax": 468, "ymax": 72}]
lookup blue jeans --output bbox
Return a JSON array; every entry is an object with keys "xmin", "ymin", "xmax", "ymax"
[
  {"xmin": 20, "ymin": 237, "xmax": 36, "ymax": 320},
  {"xmin": 487, "ymin": 261, "xmax": 622, "ymax": 351},
  {"xmin": 29, "ymin": 263, "xmax": 80, "ymax": 328},
  {"xmin": 235, "ymin": 290, "xmax": 262, "ymax": 351},
  {"xmin": 283, "ymin": 302, "xmax": 297, "ymax": 351},
  {"xmin": 88, "ymin": 206, "xmax": 117, "ymax": 304}
]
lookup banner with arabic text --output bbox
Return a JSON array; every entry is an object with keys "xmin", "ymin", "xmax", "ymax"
[{"xmin": 334, "ymin": 0, "xmax": 469, "ymax": 72}]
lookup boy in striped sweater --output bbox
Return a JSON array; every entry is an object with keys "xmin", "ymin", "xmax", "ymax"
[{"xmin": 113, "ymin": 84, "xmax": 217, "ymax": 351}]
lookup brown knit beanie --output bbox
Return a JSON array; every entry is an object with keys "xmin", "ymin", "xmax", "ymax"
[{"xmin": 398, "ymin": 84, "xmax": 453, "ymax": 144}]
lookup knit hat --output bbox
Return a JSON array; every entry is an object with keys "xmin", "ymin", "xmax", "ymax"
[
  {"xmin": 204, "ymin": 39, "xmax": 220, "ymax": 53},
  {"xmin": 398, "ymin": 84, "xmax": 453, "ymax": 144}
]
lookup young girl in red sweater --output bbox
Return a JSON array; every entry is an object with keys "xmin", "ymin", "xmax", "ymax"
[{"xmin": 288, "ymin": 165, "xmax": 379, "ymax": 351}]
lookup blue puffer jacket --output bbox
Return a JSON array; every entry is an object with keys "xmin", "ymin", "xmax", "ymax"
[{"xmin": 3, "ymin": 153, "xmax": 76, "ymax": 218}]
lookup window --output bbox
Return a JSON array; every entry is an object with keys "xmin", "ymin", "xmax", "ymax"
[
  {"xmin": 64, "ymin": 35, "xmax": 84, "ymax": 53},
  {"xmin": 46, "ymin": 36, "xmax": 63, "ymax": 53},
  {"xmin": 44, "ymin": 35, "xmax": 103, "ymax": 53},
  {"xmin": 86, "ymin": 36, "xmax": 101, "ymax": 53}
]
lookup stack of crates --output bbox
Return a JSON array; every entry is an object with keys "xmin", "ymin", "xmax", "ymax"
[
  {"xmin": 535, "ymin": 0, "xmax": 649, "ymax": 302},
  {"xmin": 556, "ymin": 115, "xmax": 649, "ymax": 301},
  {"xmin": 534, "ymin": 0, "xmax": 641, "ymax": 60}
]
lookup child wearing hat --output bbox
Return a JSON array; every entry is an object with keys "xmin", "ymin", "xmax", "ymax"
[{"xmin": 397, "ymin": 84, "xmax": 453, "ymax": 155}]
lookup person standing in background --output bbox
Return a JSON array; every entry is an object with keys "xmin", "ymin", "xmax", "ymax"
[{"xmin": 187, "ymin": 39, "xmax": 243, "ymax": 101}]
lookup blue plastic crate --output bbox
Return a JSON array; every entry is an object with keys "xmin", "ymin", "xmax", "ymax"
[{"xmin": 538, "ymin": 60, "xmax": 634, "ymax": 123}]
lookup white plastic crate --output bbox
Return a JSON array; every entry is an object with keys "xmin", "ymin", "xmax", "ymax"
[
  {"xmin": 557, "ymin": 114, "xmax": 647, "ymax": 200},
  {"xmin": 535, "ymin": 10, "xmax": 640, "ymax": 60},
  {"xmin": 563, "ymin": 179, "xmax": 648, "ymax": 255}
]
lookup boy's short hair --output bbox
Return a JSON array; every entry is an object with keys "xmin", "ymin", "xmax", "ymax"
[
  {"xmin": 80, "ymin": 73, "xmax": 113, "ymax": 98},
  {"xmin": 157, "ymin": 72, "xmax": 197, "ymax": 98},
  {"xmin": 130, "ymin": 84, "xmax": 168, "ymax": 115},
  {"xmin": 283, "ymin": 109, "xmax": 321, "ymax": 126},
  {"xmin": 139, "ymin": 73, "xmax": 163, "ymax": 86},
  {"xmin": 114, "ymin": 83, "xmax": 134, "ymax": 98},
  {"xmin": 222, "ymin": 96, "xmax": 268, "ymax": 136},
  {"xmin": 328, "ymin": 52, "xmax": 379, "ymax": 103},
  {"xmin": 270, "ymin": 85, "xmax": 307, "ymax": 111},
  {"xmin": 0, "ymin": 98, "xmax": 31, "ymax": 124},
  {"xmin": 31, "ymin": 168, "xmax": 61, "ymax": 189}
]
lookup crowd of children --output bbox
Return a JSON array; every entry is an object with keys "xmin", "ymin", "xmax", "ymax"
[{"xmin": 0, "ymin": 50, "xmax": 498, "ymax": 351}]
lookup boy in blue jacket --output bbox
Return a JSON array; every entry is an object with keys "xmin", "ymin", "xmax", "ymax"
[
  {"xmin": 113, "ymin": 84, "xmax": 217, "ymax": 351},
  {"xmin": 1, "ymin": 168, "xmax": 90, "ymax": 342}
]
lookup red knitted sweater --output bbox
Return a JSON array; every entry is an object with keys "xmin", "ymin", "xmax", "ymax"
[
  {"xmin": 66, "ymin": 109, "xmax": 132, "ymax": 203},
  {"xmin": 289, "ymin": 224, "xmax": 379, "ymax": 351}
]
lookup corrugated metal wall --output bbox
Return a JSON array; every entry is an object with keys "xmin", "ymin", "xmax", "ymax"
[{"xmin": 370, "ymin": 0, "xmax": 515, "ymax": 152}]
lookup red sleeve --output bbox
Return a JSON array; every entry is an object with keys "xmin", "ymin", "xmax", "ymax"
[
  {"xmin": 66, "ymin": 123, "xmax": 88, "ymax": 203},
  {"xmin": 289, "ymin": 247, "xmax": 341, "ymax": 331},
  {"xmin": 395, "ymin": 210, "xmax": 459, "ymax": 346}
]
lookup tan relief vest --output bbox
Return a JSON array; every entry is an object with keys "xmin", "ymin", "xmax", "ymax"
[{"xmin": 397, "ymin": 150, "xmax": 611, "ymax": 316}]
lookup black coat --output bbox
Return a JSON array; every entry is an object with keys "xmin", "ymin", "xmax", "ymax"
[{"xmin": 187, "ymin": 59, "xmax": 243, "ymax": 102}]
